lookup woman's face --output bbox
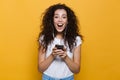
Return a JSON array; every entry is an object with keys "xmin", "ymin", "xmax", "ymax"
[{"xmin": 53, "ymin": 9, "xmax": 68, "ymax": 33}]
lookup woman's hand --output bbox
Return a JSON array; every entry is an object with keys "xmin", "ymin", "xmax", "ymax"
[
  {"xmin": 52, "ymin": 47, "xmax": 67, "ymax": 59},
  {"xmin": 52, "ymin": 47, "xmax": 58, "ymax": 58},
  {"xmin": 58, "ymin": 48, "xmax": 67, "ymax": 59}
]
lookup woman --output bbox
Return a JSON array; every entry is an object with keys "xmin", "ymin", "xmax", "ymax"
[{"xmin": 38, "ymin": 3, "xmax": 82, "ymax": 80}]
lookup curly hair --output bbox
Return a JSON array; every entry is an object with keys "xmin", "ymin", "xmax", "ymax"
[{"xmin": 38, "ymin": 3, "xmax": 82, "ymax": 52}]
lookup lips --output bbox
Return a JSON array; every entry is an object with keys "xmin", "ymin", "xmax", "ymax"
[
  {"xmin": 54, "ymin": 23, "xmax": 66, "ymax": 32},
  {"xmin": 57, "ymin": 24, "xmax": 63, "ymax": 27}
]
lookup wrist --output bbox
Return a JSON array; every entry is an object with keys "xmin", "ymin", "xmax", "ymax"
[
  {"xmin": 62, "ymin": 53, "xmax": 67, "ymax": 60},
  {"xmin": 51, "ymin": 52, "xmax": 55, "ymax": 59}
]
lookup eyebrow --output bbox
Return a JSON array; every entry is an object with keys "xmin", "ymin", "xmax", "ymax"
[{"xmin": 54, "ymin": 14, "xmax": 67, "ymax": 16}]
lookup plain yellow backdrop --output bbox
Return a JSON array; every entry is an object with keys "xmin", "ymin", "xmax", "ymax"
[{"xmin": 0, "ymin": 0, "xmax": 120, "ymax": 80}]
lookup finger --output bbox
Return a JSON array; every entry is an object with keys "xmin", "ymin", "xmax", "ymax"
[
  {"xmin": 53, "ymin": 47, "xmax": 57, "ymax": 51},
  {"xmin": 59, "ymin": 54, "xmax": 67, "ymax": 59},
  {"xmin": 63, "ymin": 47, "xmax": 66, "ymax": 51}
]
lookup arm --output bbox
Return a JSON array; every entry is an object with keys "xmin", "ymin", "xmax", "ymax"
[
  {"xmin": 38, "ymin": 45, "xmax": 54, "ymax": 72},
  {"xmin": 59, "ymin": 45, "xmax": 81, "ymax": 73}
]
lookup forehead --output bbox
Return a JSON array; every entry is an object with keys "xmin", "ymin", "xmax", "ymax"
[{"xmin": 54, "ymin": 9, "xmax": 67, "ymax": 15}]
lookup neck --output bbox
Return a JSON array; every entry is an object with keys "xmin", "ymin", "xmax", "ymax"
[{"xmin": 56, "ymin": 32, "xmax": 63, "ymax": 39}]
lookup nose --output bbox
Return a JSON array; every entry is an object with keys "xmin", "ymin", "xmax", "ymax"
[{"xmin": 58, "ymin": 17, "xmax": 62, "ymax": 22}]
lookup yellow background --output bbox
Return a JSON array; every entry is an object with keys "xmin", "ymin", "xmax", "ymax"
[{"xmin": 0, "ymin": 0, "xmax": 120, "ymax": 80}]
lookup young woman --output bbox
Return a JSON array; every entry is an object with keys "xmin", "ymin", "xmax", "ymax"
[{"xmin": 38, "ymin": 3, "xmax": 82, "ymax": 80}]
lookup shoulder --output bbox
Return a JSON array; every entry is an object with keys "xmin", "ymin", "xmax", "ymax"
[
  {"xmin": 76, "ymin": 36, "xmax": 82, "ymax": 43},
  {"xmin": 39, "ymin": 35, "xmax": 44, "ymax": 43},
  {"xmin": 75, "ymin": 36, "xmax": 82, "ymax": 47}
]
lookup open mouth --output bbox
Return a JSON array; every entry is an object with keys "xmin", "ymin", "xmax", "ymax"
[{"xmin": 57, "ymin": 24, "xmax": 63, "ymax": 27}]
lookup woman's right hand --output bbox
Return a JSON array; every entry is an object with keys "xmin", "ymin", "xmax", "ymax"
[
  {"xmin": 52, "ymin": 46, "xmax": 65, "ymax": 58},
  {"xmin": 52, "ymin": 47, "xmax": 58, "ymax": 58}
]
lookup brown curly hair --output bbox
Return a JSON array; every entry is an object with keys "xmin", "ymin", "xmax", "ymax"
[{"xmin": 38, "ymin": 3, "xmax": 82, "ymax": 52}]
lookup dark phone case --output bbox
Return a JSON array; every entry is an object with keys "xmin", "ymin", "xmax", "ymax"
[{"xmin": 55, "ymin": 45, "xmax": 64, "ymax": 50}]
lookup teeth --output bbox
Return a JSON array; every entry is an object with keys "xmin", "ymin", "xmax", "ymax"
[
  {"xmin": 58, "ymin": 24, "xmax": 63, "ymax": 26},
  {"xmin": 57, "ymin": 24, "xmax": 63, "ymax": 27}
]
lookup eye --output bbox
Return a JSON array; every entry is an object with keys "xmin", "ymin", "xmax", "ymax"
[
  {"xmin": 63, "ymin": 16, "xmax": 67, "ymax": 19},
  {"xmin": 54, "ymin": 16, "xmax": 58, "ymax": 18}
]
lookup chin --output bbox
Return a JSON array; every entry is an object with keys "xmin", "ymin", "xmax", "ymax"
[{"xmin": 57, "ymin": 30, "xmax": 64, "ymax": 33}]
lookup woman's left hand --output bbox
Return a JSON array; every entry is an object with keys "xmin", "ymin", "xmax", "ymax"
[{"xmin": 58, "ymin": 48, "xmax": 67, "ymax": 59}]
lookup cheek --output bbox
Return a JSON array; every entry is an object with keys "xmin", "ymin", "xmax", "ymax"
[
  {"xmin": 53, "ymin": 19, "xmax": 57, "ymax": 24},
  {"xmin": 53, "ymin": 21, "xmax": 58, "ymax": 27},
  {"xmin": 53, "ymin": 18, "xmax": 58, "ymax": 23},
  {"xmin": 64, "ymin": 19, "xmax": 68, "ymax": 24},
  {"xmin": 53, "ymin": 21, "xmax": 57, "ymax": 25},
  {"xmin": 65, "ymin": 21, "xmax": 68, "ymax": 26},
  {"xmin": 53, "ymin": 23, "xmax": 57, "ymax": 29}
]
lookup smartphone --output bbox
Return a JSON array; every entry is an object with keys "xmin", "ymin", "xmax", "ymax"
[{"xmin": 55, "ymin": 45, "xmax": 64, "ymax": 50}]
